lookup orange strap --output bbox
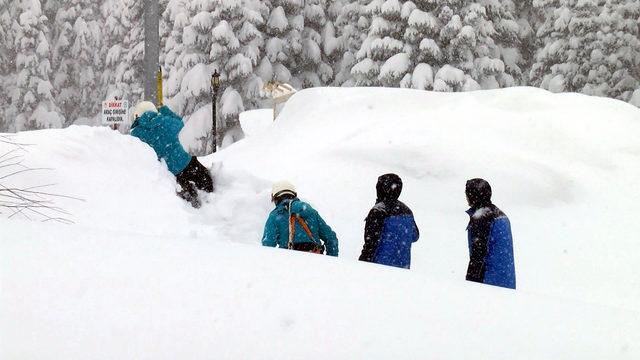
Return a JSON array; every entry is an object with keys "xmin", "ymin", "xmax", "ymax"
[
  {"xmin": 288, "ymin": 215, "xmax": 295, "ymax": 249},
  {"xmin": 296, "ymin": 216, "xmax": 316, "ymax": 241},
  {"xmin": 288, "ymin": 214, "xmax": 316, "ymax": 249}
]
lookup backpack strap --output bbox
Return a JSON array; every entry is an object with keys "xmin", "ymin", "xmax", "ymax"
[
  {"xmin": 295, "ymin": 215, "xmax": 316, "ymax": 242},
  {"xmin": 289, "ymin": 214, "xmax": 316, "ymax": 246},
  {"xmin": 286, "ymin": 199, "xmax": 322, "ymax": 252},
  {"xmin": 288, "ymin": 201, "xmax": 294, "ymax": 249}
]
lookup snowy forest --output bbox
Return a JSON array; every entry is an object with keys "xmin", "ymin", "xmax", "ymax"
[{"xmin": 1, "ymin": 0, "xmax": 639, "ymax": 136}]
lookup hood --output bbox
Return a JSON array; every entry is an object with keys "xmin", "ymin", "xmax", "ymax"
[
  {"xmin": 465, "ymin": 178, "xmax": 492, "ymax": 209},
  {"xmin": 376, "ymin": 173, "xmax": 402, "ymax": 203}
]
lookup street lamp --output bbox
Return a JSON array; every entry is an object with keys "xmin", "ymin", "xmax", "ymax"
[{"xmin": 211, "ymin": 69, "xmax": 221, "ymax": 153}]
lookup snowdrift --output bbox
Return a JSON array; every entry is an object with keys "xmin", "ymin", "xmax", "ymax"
[{"xmin": 2, "ymin": 87, "xmax": 640, "ymax": 359}]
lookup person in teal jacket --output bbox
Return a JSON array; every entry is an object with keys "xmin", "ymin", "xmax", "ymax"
[
  {"xmin": 262, "ymin": 181, "xmax": 339, "ymax": 256},
  {"xmin": 130, "ymin": 101, "xmax": 213, "ymax": 207}
]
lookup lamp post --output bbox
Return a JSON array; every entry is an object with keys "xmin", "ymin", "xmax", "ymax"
[{"xmin": 211, "ymin": 69, "xmax": 221, "ymax": 153}]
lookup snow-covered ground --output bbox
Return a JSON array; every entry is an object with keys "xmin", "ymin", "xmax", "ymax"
[{"xmin": 2, "ymin": 87, "xmax": 640, "ymax": 359}]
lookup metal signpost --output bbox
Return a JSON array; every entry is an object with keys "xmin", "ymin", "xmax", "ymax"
[{"xmin": 143, "ymin": 0, "xmax": 159, "ymax": 103}]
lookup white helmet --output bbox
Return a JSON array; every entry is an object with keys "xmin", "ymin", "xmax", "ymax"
[
  {"xmin": 132, "ymin": 101, "xmax": 158, "ymax": 120},
  {"xmin": 271, "ymin": 180, "xmax": 297, "ymax": 201}
]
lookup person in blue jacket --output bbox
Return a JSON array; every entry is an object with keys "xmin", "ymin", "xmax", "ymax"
[
  {"xmin": 262, "ymin": 180, "xmax": 339, "ymax": 256},
  {"xmin": 465, "ymin": 178, "xmax": 516, "ymax": 289},
  {"xmin": 359, "ymin": 173, "xmax": 419, "ymax": 269},
  {"xmin": 130, "ymin": 101, "xmax": 213, "ymax": 208}
]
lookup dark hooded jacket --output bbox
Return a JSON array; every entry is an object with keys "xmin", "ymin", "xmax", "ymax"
[
  {"xmin": 359, "ymin": 174, "xmax": 419, "ymax": 269},
  {"xmin": 465, "ymin": 178, "xmax": 516, "ymax": 289}
]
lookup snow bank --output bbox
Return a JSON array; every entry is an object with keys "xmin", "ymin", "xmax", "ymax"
[
  {"xmin": 2, "ymin": 87, "xmax": 640, "ymax": 359},
  {"xmin": 2, "ymin": 217, "xmax": 638, "ymax": 359},
  {"xmin": 239, "ymin": 108, "xmax": 273, "ymax": 137}
]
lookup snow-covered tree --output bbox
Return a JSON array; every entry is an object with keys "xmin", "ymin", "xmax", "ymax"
[
  {"xmin": 51, "ymin": 1, "xmax": 102, "ymax": 124},
  {"xmin": 12, "ymin": 0, "xmax": 64, "ymax": 131},
  {"xmin": 162, "ymin": 0, "xmax": 266, "ymax": 152},
  {"xmin": 530, "ymin": 0, "xmax": 602, "ymax": 93},
  {"xmin": 297, "ymin": 0, "xmax": 333, "ymax": 86},
  {"xmin": 0, "ymin": 0, "xmax": 16, "ymax": 131},
  {"xmin": 435, "ymin": 0, "xmax": 517, "ymax": 90},
  {"xmin": 516, "ymin": 0, "xmax": 538, "ymax": 85},
  {"xmin": 353, "ymin": 0, "xmax": 520, "ymax": 90},
  {"xmin": 0, "ymin": 0, "xmax": 13, "ymax": 73},
  {"xmin": 352, "ymin": 0, "xmax": 406, "ymax": 86},
  {"xmin": 586, "ymin": 0, "xmax": 640, "ymax": 101},
  {"xmin": 532, "ymin": 0, "xmax": 639, "ymax": 103},
  {"xmin": 171, "ymin": 1, "xmax": 264, "ymax": 119},
  {"xmin": 257, "ymin": 0, "xmax": 304, "ymax": 88},
  {"xmin": 211, "ymin": 0, "xmax": 265, "ymax": 132},
  {"xmin": 161, "ymin": 0, "xmax": 203, "ymax": 115},
  {"xmin": 331, "ymin": 0, "xmax": 367, "ymax": 86},
  {"xmin": 402, "ymin": 1, "xmax": 443, "ymax": 89},
  {"xmin": 485, "ymin": 0, "xmax": 525, "ymax": 86},
  {"xmin": 101, "ymin": 0, "xmax": 144, "ymax": 105}
]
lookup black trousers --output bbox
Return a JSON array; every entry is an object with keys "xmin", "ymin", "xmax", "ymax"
[
  {"xmin": 291, "ymin": 242, "xmax": 324, "ymax": 254},
  {"xmin": 175, "ymin": 156, "xmax": 213, "ymax": 207}
]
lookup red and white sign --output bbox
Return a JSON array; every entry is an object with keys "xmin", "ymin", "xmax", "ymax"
[{"xmin": 101, "ymin": 100, "xmax": 129, "ymax": 125}]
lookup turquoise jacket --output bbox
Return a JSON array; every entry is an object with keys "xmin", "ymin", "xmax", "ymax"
[
  {"xmin": 262, "ymin": 198, "xmax": 339, "ymax": 256},
  {"xmin": 130, "ymin": 106, "xmax": 191, "ymax": 175}
]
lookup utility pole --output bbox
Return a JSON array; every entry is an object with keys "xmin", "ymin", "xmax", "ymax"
[
  {"xmin": 143, "ymin": 0, "xmax": 159, "ymax": 103},
  {"xmin": 211, "ymin": 70, "xmax": 221, "ymax": 153}
]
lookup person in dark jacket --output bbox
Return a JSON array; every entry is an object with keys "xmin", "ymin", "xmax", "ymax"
[
  {"xmin": 465, "ymin": 178, "xmax": 516, "ymax": 289},
  {"xmin": 359, "ymin": 173, "xmax": 419, "ymax": 269},
  {"xmin": 262, "ymin": 180, "xmax": 339, "ymax": 256},
  {"xmin": 130, "ymin": 101, "xmax": 213, "ymax": 208}
]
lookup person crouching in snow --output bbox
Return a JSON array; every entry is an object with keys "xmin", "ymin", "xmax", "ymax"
[
  {"xmin": 261, "ymin": 181, "xmax": 339, "ymax": 256},
  {"xmin": 359, "ymin": 173, "xmax": 419, "ymax": 269},
  {"xmin": 465, "ymin": 178, "xmax": 516, "ymax": 289},
  {"xmin": 130, "ymin": 101, "xmax": 213, "ymax": 208}
]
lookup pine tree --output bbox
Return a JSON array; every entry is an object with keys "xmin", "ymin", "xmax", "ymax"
[
  {"xmin": 0, "ymin": 0, "xmax": 13, "ymax": 73},
  {"xmin": 352, "ymin": 0, "xmax": 407, "ymax": 86},
  {"xmin": 332, "ymin": 0, "xmax": 367, "ymax": 86},
  {"xmin": 101, "ymin": 0, "xmax": 144, "ymax": 105},
  {"xmin": 212, "ymin": 0, "xmax": 265, "ymax": 132},
  {"xmin": 51, "ymin": 1, "xmax": 102, "ymax": 124},
  {"xmin": 353, "ymin": 0, "xmax": 518, "ymax": 90},
  {"xmin": 0, "ymin": 0, "xmax": 15, "ymax": 131},
  {"xmin": 401, "ymin": 0, "xmax": 436, "ymax": 89},
  {"xmin": 161, "ymin": 0, "xmax": 266, "ymax": 152},
  {"xmin": 588, "ymin": 0, "xmax": 640, "ymax": 101},
  {"xmin": 530, "ymin": 0, "xmax": 602, "ymax": 93},
  {"xmin": 516, "ymin": 0, "xmax": 538, "ymax": 85},
  {"xmin": 298, "ymin": 0, "xmax": 333, "ymax": 87},
  {"xmin": 258, "ymin": 0, "xmax": 304, "ymax": 88},
  {"xmin": 12, "ymin": 0, "xmax": 64, "ymax": 131},
  {"xmin": 161, "ymin": 0, "xmax": 203, "ymax": 115},
  {"xmin": 434, "ymin": 0, "xmax": 513, "ymax": 90},
  {"xmin": 485, "ymin": 0, "xmax": 524, "ymax": 87}
]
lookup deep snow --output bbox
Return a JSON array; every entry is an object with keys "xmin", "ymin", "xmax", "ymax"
[{"xmin": 2, "ymin": 87, "xmax": 640, "ymax": 359}]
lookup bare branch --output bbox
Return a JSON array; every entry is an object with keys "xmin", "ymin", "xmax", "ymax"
[{"xmin": 0, "ymin": 141, "xmax": 82, "ymax": 224}]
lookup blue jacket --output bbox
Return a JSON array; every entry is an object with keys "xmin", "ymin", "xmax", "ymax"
[
  {"xmin": 466, "ymin": 207, "xmax": 516, "ymax": 289},
  {"xmin": 359, "ymin": 174, "xmax": 419, "ymax": 269},
  {"xmin": 130, "ymin": 106, "xmax": 192, "ymax": 175},
  {"xmin": 262, "ymin": 198, "xmax": 339, "ymax": 256}
]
